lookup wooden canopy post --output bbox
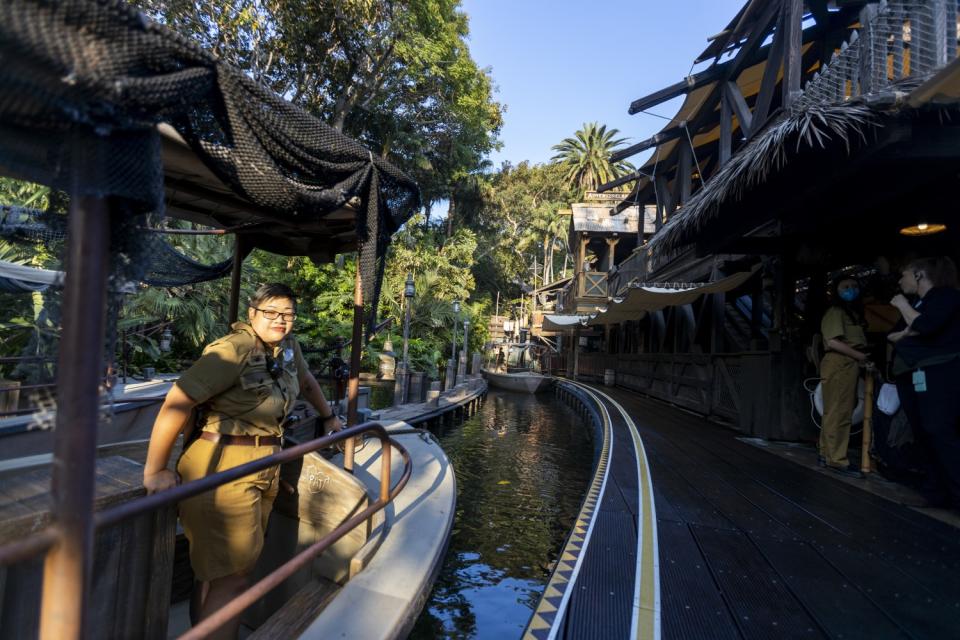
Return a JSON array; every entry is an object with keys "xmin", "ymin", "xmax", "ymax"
[
  {"xmin": 861, "ymin": 371, "xmax": 875, "ymax": 474},
  {"xmin": 782, "ymin": 0, "xmax": 804, "ymax": 108},
  {"xmin": 39, "ymin": 193, "xmax": 112, "ymax": 640},
  {"xmin": 228, "ymin": 235, "xmax": 246, "ymax": 324},
  {"xmin": 344, "ymin": 258, "xmax": 364, "ymax": 473}
]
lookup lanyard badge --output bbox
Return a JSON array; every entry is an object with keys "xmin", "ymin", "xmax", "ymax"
[{"xmin": 912, "ymin": 369, "xmax": 927, "ymax": 393}]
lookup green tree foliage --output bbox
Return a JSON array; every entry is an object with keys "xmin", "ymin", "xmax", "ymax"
[
  {"xmin": 550, "ymin": 122, "xmax": 635, "ymax": 197},
  {"xmin": 142, "ymin": 0, "xmax": 503, "ymax": 214},
  {"xmin": 462, "ymin": 162, "xmax": 576, "ymax": 301}
]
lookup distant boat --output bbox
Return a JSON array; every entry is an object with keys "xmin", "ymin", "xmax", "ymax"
[{"xmin": 481, "ymin": 369, "xmax": 553, "ymax": 393}]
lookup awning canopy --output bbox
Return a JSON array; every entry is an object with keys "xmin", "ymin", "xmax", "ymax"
[
  {"xmin": 0, "ymin": 260, "xmax": 62, "ymax": 288},
  {"xmin": 542, "ymin": 314, "xmax": 590, "ymax": 332},
  {"xmin": 587, "ymin": 268, "xmax": 758, "ymax": 325}
]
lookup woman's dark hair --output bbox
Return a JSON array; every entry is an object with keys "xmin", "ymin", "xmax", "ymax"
[
  {"xmin": 907, "ymin": 256, "xmax": 959, "ymax": 289},
  {"xmin": 249, "ymin": 283, "xmax": 297, "ymax": 309}
]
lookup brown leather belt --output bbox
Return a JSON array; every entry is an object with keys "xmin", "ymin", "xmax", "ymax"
[{"xmin": 199, "ymin": 431, "xmax": 281, "ymax": 447}]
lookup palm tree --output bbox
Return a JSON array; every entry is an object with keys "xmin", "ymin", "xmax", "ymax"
[{"xmin": 551, "ymin": 122, "xmax": 635, "ymax": 196}]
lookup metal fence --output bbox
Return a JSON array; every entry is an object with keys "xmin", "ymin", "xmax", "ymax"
[{"xmin": 793, "ymin": 0, "xmax": 957, "ymax": 110}]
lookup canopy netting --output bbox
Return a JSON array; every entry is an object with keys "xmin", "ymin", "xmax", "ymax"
[
  {"xmin": 1, "ymin": 205, "xmax": 234, "ymax": 287},
  {"xmin": 0, "ymin": 0, "xmax": 420, "ymax": 421},
  {"xmin": 0, "ymin": 0, "xmax": 419, "ymax": 305}
]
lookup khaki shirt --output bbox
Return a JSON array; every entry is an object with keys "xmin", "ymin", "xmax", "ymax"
[
  {"xmin": 821, "ymin": 306, "xmax": 867, "ymax": 351},
  {"xmin": 176, "ymin": 322, "xmax": 310, "ymax": 436}
]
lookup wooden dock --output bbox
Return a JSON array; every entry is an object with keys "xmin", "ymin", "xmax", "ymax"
[{"xmin": 528, "ymin": 381, "xmax": 960, "ymax": 639}]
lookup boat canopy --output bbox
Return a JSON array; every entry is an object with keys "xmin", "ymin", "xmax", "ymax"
[{"xmin": 0, "ymin": 0, "xmax": 420, "ymax": 304}]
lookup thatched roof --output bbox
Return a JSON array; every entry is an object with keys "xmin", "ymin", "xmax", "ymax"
[{"xmin": 646, "ymin": 100, "xmax": 880, "ymax": 254}]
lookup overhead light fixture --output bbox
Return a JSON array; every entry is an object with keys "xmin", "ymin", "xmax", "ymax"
[{"xmin": 899, "ymin": 222, "xmax": 947, "ymax": 236}]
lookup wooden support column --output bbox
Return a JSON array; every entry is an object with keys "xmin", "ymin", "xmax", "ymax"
[
  {"xmin": 577, "ymin": 234, "xmax": 589, "ymax": 296},
  {"xmin": 654, "ymin": 175, "xmax": 672, "ymax": 229},
  {"xmin": 40, "ymin": 193, "xmax": 111, "ymax": 640},
  {"xmin": 605, "ymin": 236, "xmax": 619, "ymax": 271},
  {"xmin": 754, "ymin": 10, "xmax": 787, "ymax": 123},
  {"xmin": 719, "ymin": 82, "xmax": 733, "ymax": 166},
  {"xmin": 750, "ymin": 273, "xmax": 764, "ymax": 349},
  {"xmin": 344, "ymin": 257, "xmax": 364, "ymax": 472},
  {"xmin": 710, "ymin": 263, "xmax": 726, "ymax": 354},
  {"xmin": 782, "ymin": 0, "xmax": 804, "ymax": 108},
  {"xmin": 677, "ymin": 133, "xmax": 692, "ymax": 204},
  {"xmin": 228, "ymin": 235, "xmax": 247, "ymax": 324}
]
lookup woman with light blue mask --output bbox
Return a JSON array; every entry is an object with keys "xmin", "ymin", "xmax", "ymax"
[{"xmin": 819, "ymin": 276, "xmax": 871, "ymax": 478}]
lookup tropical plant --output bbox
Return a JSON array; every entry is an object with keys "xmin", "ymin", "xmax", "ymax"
[{"xmin": 550, "ymin": 122, "xmax": 635, "ymax": 196}]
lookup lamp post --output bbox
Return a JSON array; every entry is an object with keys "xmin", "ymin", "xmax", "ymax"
[
  {"xmin": 459, "ymin": 318, "xmax": 471, "ymax": 379},
  {"xmin": 159, "ymin": 327, "xmax": 173, "ymax": 353},
  {"xmin": 446, "ymin": 300, "xmax": 460, "ymax": 390},
  {"xmin": 396, "ymin": 273, "xmax": 415, "ymax": 405}
]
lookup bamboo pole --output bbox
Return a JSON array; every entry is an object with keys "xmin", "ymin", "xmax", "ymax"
[{"xmin": 861, "ymin": 369, "xmax": 875, "ymax": 474}]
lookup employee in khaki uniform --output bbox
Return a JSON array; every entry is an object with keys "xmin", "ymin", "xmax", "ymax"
[
  {"xmin": 143, "ymin": 283, "xmax": 342, "ymax": 640},
  {"xmin": 819, "ymin": 276, "xmax": 871, "ymax": 478}
]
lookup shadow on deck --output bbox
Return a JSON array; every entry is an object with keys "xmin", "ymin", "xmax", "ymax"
[{"xmin": 604, "ymin": 387, "xmax": 960, "ymax": 640}]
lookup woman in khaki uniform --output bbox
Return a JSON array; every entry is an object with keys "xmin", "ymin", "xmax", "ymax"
[
  {"xmin": 143, "ymin": 283, "xmax": 342, "ymax": 639},
  {"xmin": 819, "ymin": 276, "xmax": 871, "ymax": 477}
]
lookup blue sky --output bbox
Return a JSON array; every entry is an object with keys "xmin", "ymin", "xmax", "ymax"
[{"xmin": 460, "ymin": 0, "xmax": 747, "ymax": 168}]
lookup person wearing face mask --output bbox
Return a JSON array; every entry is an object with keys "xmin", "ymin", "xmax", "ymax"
[
  {"xmin": 819, "ymin": 276, "xmax": 871, "ymax": 477},
  {"xmin": 888, "ymin": 257, "xmax": 960, "ymax": 508},
  {"xmin": 142, "ymin": 283, "xmax": 342, "ymax": 639}
]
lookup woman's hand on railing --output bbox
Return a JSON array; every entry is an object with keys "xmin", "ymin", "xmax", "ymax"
[
  {"xmin": 143, "ymin": 469, "xmax": 179, "ymax": 495},
  {"xmin": 326, "ymin": 415, "xmax": 345, "ymax": 434}
]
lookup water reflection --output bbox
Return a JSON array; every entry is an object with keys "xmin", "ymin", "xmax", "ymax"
[{"xmin": 410, "ymin": 390, "xmax": 592, "ymax": 639}]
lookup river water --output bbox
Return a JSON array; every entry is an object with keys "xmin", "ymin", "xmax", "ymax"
[{"xmin": 409, "ymin": 389, "xmax": 593, "ymax": 639}]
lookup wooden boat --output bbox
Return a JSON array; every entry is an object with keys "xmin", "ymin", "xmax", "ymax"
[
  {"xmin": 482, "ymin": 368, "xmax": 553, "ymax": 393},
  {"xmin": 0, "ymin": 407, "xmax": 464, "ymax": 640}
]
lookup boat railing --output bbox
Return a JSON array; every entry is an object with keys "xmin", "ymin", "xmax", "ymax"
[{"xmin": 0, "ymin": 419, "xmax": 413, "ymax": 639}]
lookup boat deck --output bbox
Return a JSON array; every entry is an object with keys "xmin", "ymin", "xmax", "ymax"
[{"xmin": 529, "ymin": 382, "xmax": 960, "ymax": 640}]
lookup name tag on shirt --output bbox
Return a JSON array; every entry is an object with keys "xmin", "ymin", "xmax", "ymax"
[{"xmin": 912, "ymin": 369, "xmax": 927, "ymax": 393}]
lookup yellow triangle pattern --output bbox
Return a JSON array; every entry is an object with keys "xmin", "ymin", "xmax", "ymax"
[{"xmin": 525, "ymin": 380, "xmax": 613, "ymax": 638}]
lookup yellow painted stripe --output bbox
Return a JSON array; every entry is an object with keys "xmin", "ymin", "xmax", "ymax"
[{"xmin": 589, "ymin": 386, "xmax": 661, "ymax": 640}]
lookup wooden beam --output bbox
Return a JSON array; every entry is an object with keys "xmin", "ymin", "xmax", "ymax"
[
  {"xmin": 597, "ymin": 169, "xmax": 645, "ymax": 193},
  {"xmin": 723, "ymin": 81, "xmax": 753, "ymax": 138},
  {"xmin": 610, "ymin": 128, "xmax": 684, "ymax": 162},
  {"xmin": 753, "ymin": 10, "xmax": 787, "ymax": 124},
  {"xmin": 628, "ymin": 0, "xmax": 791, "ymax": 115},
  {"xmin": 782, "ymin": 0, "xmax": 804, "ymax": 107},
  {"xmin": 719, "ymin": 91, "xmax": 732, "ymax": 166},
  {"xmin": 677, "ymin": 136, "xmax": 692, "ymax": 204},
  {"xmin": 654, "ymin": 174, "xmax": 672, "ymax": 231}
]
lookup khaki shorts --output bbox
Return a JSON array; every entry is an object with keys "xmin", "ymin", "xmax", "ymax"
[{"xmin": 176, "ymin": 437, "xmax": 280, "ymax": 582}]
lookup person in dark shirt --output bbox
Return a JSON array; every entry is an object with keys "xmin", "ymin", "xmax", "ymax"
[{"xmin": 888, "ymin": 256, "xmax": 960, "ymax": 508}]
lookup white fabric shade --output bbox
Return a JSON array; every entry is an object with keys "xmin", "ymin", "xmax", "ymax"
[
  {"xmin": 542, "ymin": 314, "xmax": 590, "ymax": 332},
  {"xmin": 587, "ymin": 268, "xmax": 758, "ymax": 325},
  {"xmin": 0, "ymin": 259, "xmax": 64, "ymax": 286}
]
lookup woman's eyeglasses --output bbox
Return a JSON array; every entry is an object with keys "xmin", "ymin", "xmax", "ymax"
[{"xmin": 253, "ymin": 307, "xmax": 297, "ymax": 322}]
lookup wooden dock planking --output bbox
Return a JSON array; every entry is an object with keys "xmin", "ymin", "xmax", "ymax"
[
  {"xmin": 657, "ymin": 519, "xmax": 741, "ymax": 640},
  {"xmin": 604, "ymin": 387, "xmax": 960, "ymax": 640}
]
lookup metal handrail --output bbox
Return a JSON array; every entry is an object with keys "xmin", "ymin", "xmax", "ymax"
[{"xmin": 0, "ymin": 420, "xmax": 413, "ymax": 638}]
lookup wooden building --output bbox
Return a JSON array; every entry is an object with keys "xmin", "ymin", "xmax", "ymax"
[{"xmin": 576, "ymin": 0, "xmax": 960, "ymax": 440}]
